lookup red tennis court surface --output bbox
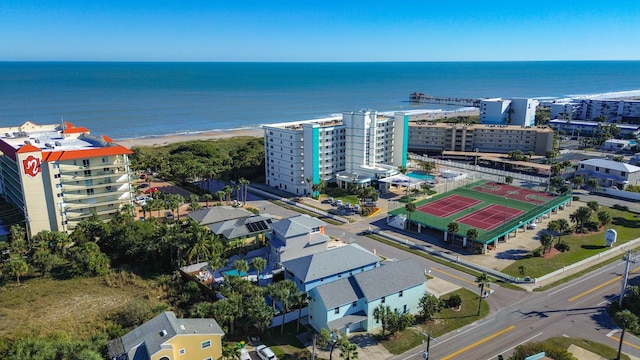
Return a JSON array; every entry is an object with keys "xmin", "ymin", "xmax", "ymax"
[
  {"xmin": 417, "ymin": 194, "xmax": 482, "ymax": 218},
  {"xmin": 456, "ymin": 204, "xmax": 525, "ymax": 231},
  {"xmin": 471, "ymin": 182, "xmax": 554, "ymax": 205}
]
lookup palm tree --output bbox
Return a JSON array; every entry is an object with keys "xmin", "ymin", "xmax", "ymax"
[
  {"xmin": 292, "ymin": 291, "xmax": 309, "ymax": 332},
  {"xmin": 597, "ymin": 210, "xmax": 612, "ymax": 228},
  {"xmin": 223, "ymin": 185, "xmax": 233, "ymax": 205},
  {"xmin": 586, "ymin": 178, "xmax": 600, "ymax": 191},
  {"xmin": 547, "ymin": 220, "xmax": 559, "ymax": 241},
  {"xmin": 615, "ymin": 310, "xmax": 639, "ymax": 360},
  {"xmin": 570, "ymin": 206, "xmax": 593, "ymax": 233},
  {"xmin": 475, "ymin": 273, "xmax": 490, "ymax": 315},
  {"xmin": 215, "ymin": 190, "xmax": 226, "ymax": 205},
  {"xmin": 447, "ymin": 222, "xmax": 459, "ymax": 243},
  {"xmin": 373, "ymin": 304, "xmax": 391, "ymax": 338},
  {"xmin": 239, "ymin": 177, "xmax": 250, "ymax": 205},
  {"xmin": 540, "ymin": 233, "xmax": 554, "ymax": 254},
  {"xmin": 572, "ymin": 175, "xmax": 584, "ymax": 189},
  {"xmin": 219, "ymin": 343, "xmax": 241, "ymax": 360},
  {"xmin": 203, "ymin": 193, "xmax": 213, "ymax": 208},
  {"xmin": 466, "ymin": 228, "xmax": 479, "ymax": 245},
  {"xmin": 232, "ymin": 259, "xmax": 249, "ymax": 279},
  {"xmin": 250, "ymin": 257, "xmax": 267, "ymax": 285},
  {"xmin": 556, "ymin": 219, "xmax": 570, "ymax": 243},
  {"xmin": 405, "ymin": 202, "xmax": 416, "ymax": 231}
]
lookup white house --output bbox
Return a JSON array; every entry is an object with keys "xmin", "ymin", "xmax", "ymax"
[{"xmin": 576, "ymin": 158, "xmax": 640, "ymax": 189}]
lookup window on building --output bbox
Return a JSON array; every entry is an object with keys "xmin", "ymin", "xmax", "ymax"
[
  {"xmin": 102, "ymin": 157, "xmax": 108, "ymax": 163},
  {"xmin": 605, "ymin": 169, "xmax": 610, "ymax": 174},
  {"xmin": 622, "ymin": 172, "xmax": 626, "ymax": 176},
  {"xmin": 179, "ymin": 348, "xmax": 186, "ymax": 355},
  {"xmin": 82, "ymin": 159, "xmax": 90, "ymax": 167},
  {"xmin": 352, "ymin": 301, "xmax": 357, "ymax": 307},
  {"xmin": 86, "ymin": 189, "xmax": 94, "ymax": 195},
  {"xmin": 201, "ymin": 340, "xmax": 211, "ymax": 349},
  {"xmin": 596, "ymin": 167, "xmax": 600, "ymax": 171},
  {"xmin": 334, "ymin": 307, "xmax": 339, "ymax": 314},
  {"xmin": 381, "ymin": 297, "xmax": 385, "ymax": 304},
  {"xmin": 399, "ymin": 290, "xmax": 403, "ymax": 297},
  {"xmin": 84, "ymin": 170, "xmax": 92, "ymax": 176},
  {"xmin": 54, "ymin": 173, "xmax": 61, "ymax": 178}
]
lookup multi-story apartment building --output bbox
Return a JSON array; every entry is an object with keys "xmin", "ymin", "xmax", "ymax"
[
  {"xmin": 479, "ymin": 98, "xmax": 538, "ymax": 126},
  {"xmin": 263, "ymin": 110, "xmax": 408, "ymax": 195},
  {"xmin": 0, "ymin": 121, "xmax": 133, "ymax": 236},
  {"xmin": 407, "ymin": 122, "xmax": 554, "ymax": 155},
  {"xmin": 549, "ymin": 99, "xmax": 640, "ymax": 123}
]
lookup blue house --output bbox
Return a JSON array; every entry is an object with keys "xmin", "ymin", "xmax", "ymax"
[
  {"xmin": 282, "ymin": 243, "xmax": 381, "ymax": 292},
  {"xmin": 307, "ymin": 259, "xmax": 426, "ymax": 335}
]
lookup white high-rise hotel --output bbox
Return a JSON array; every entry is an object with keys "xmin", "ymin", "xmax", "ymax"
[{"xmin": 263, "ymin": 110, "xmax": 408, "ymax": 195}]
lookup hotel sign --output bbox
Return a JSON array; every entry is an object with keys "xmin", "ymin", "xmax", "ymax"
[{"xmin": 22, "ymin": 155, "xmax": 41, "ymax": 178}]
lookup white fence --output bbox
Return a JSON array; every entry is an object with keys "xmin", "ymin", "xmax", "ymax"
[
  {"xmin": 598, "ymin": 187, "xmax": 640, "ymax": 201},
  {"xmin": 270, "ymin": 307, "xmax": 308, "ymax": 328},
  {"xmin": 410, "ymin": 154, "xmax": 548, "ymax": 185}
]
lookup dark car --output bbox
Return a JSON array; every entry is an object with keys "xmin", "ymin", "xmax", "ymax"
[{"xmin": 137, "ymin": 183, "xmax": 150, "ymax": 189}]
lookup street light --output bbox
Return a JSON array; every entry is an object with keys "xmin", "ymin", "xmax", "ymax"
[
  {"xmin": 420, "ymin": 332, "xmax": 438, "ymax": 359},
  {"xmin": 329, "ymin": 331, "xmax": 340, "ymax": 360}
]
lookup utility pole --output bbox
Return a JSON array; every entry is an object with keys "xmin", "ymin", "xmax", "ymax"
[{"xmin": 619, "ymin": 250, "xmax": 635, "ymax": 307}]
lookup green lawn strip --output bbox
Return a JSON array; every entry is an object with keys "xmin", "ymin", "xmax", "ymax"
[
  {"xmin": 262, "ymin": 322, "xmax": 312, "ymax": 359},
  {"xmin": 543, "ymin": 336, "xmax": 630, "ymax": 360},
  {"xmin": 501, "ymin": 207, "xmax": 640, "ymax": 279},
  {"xmin": 270, "ymin": 200, "xmax": 346, "ymax": 225},
  {"xmin": 365, "ymin": 234, "xmax": 523, "ymax": 291},
  {"xmin": 379, "ymin": 288, "xmax": 489, "ymax": 354}
]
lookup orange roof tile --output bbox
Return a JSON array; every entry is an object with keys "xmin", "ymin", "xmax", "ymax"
[
  {"xmin": 42, "ymin": 145, "xmax": 132, "ymax": 162},
  {"xmin": 102, "ymin": 135, "xmax": 114, "ymax": 143},
  {"xmin": 62, "ymin": 127, "xmax": 90, "ymax": 134},
  {"xmin": 16, "ymin": 144, "xmax": 42, "ymax": 153}
]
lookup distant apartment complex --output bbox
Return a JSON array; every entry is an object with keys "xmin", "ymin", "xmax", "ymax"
[
  {"xmin": 0, "ymin": 121, "xmax": 133, "ymax": 235},
  {"xmin": 263, "ymin": 110, "xmax": 408, "ymax": 195},
  {"xmin": 408, "ymin": 122, "xmax": 554, "ymax": 155},
  {"xmin": 549, "ymin": 99, "xmax": 640, "ymax": 123},
  {"xmin": 479, "ymin": 98, "xmax": 538, "ymax": 126}
]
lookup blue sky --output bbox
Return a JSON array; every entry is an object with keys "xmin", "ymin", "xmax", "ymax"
[{"xmin": 1, "ymin": 0, "xmax": 639, "ymax": 62}]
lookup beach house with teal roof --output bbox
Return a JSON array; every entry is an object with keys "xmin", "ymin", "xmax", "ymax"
[
  {"xmin": 307, "ymin": 259, "xmax": 426, "ymax": 335},
  {"xmin": 282, "ymin": 243, "xmax": 381, "ymax": 292}
]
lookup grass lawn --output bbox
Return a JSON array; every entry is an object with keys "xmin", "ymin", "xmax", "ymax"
[
  {"xmin": 379, "ymin": 288, "xmax": 489, "ymax": 354},
  {"xmin": 501, "ymin": 207, "xmax": 640, "ymax": 278},
  {"xmin": 0, "ymin": 274, "xmax": 159, "ymax": 341},
  {"xmin": 543, "ymin": 336, "xmax": 629, "ymax": 360},
  {"xmin": 262, "ymin": 322, "xmax": 312, "ymax": 360}
]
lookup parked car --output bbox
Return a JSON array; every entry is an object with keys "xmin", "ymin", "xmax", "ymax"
[
  {"xmin": 353, "ymin": 204, "xmax": 360, "ymax": 213},
  {"xmin": 137, "ymin": 183, "xmax": 149, "ymax": 189},
  {"xmin": 239, "ymin": 348, "xmax": 251, "ymax": 360},
  {"xmin": 335, "ymin": 199, "xmax": 343, "ymax": 206},
  {"xmin": 326, "ymin": 197, "xmax": 334, "ymax": 204},
  {"xmin": 256, "ymin": 345, "xmax": 277, "ymax": 360},
  {"xmin": 165, "ymin": 211, "xmax": 174, "ymax": 220}
]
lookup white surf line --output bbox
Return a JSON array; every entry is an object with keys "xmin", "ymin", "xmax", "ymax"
[{"xmin": 486, "ymin": 332, "xmax": 543, "ymax": 360}]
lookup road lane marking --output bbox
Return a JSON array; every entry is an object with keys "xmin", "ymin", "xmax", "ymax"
[
  {"xmin": 441, "ymin": 325, "xmax": 515, "ymax": 360},
  {"xmin": 486, "ymin": 332, "xmax": 543, "ymax": 360},
  {"xmin": 609, "ymin": 336, "xmax": 640, "ymax": 351},
  {"xmin": 568, "ymin": 275, "xmax": 621, "ymax": 302},
  {"xmin": 431, "ymin": 267, "xmax": 476, "ymax": 285}
]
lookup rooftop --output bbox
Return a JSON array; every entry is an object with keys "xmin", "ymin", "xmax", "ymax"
[
  {"xmin": 579, "ymin": 158, "xmax": 640, "ymax": 173},
  {"xmin": 0, "ymin": 121, "xmax": 131, "ymax": 161}
]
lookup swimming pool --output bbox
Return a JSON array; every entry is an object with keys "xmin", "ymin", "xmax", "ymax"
[
  {"xmin": 223, "ymin": 269, "xmax": 247, "ymax": 277},
  {"xmin": 406, "ymin": 171, "xmax": 435, "ymax": 181}
]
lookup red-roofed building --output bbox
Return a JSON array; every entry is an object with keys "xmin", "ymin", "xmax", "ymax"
[{"xmin": 0, "ymin": 121, "xmax": 134, "ymax": 235}]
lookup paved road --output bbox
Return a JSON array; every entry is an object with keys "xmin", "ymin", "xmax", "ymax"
[{"xmin": 392, "ymin": 259, "xmax": 640, "ymax": 360}]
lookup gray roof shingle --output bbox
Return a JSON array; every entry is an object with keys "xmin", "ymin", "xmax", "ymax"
[
  {"xmin": 353, "ymin": 260, "xmax": 425, "ymax": 301},
  {"xmin": 270, "ymin": 214, "xmax": 326, "ymax": 238},
  {"xmin": 314, "ymin": 277, "xmax": 362, "ymax": 309},
  {"xmin": 188, "ymin": 206, "xmax": 254, "ymax": 226},
  {"xmin": 119, "ymin": 311, "xmax": 224, "ymax": 359},
  {"xmin": 282, "ymin": 244, "xmax": 380, "ymax": 282}
]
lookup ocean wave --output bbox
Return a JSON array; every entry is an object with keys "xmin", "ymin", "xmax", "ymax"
[{"xmin": 564, "ymin": 89, "xmax": 640, "ymax": 101}]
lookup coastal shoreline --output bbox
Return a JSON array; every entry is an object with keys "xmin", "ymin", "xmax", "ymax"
[{"xmin": 115, "ymin": 109, "xmax": 479, "ymax": 148}]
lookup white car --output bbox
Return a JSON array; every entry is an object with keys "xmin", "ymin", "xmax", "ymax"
[
  {"xmin": 239, "ymin": 348, "xmax": 251, "ymax": 360},
  {"xmin": 256, "ymin": 345, "xmax": 277, "ymax": 360}
]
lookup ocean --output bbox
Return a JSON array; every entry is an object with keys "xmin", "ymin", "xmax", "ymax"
[{"xmin": 1, "ymin": 61, "xmax": 639, "ymax": 140}]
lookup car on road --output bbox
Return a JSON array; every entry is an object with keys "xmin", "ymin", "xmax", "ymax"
[
  {"xmin": 165, "ymin": 211, "xmax": 174, "ymax": 220},
  {"xmin": 256, "ymin": 345, "xmax": 277, "ymax": 360},
  {"xmin": 137, "ymin": 183, "xmax": 149, "ymax": 189}
]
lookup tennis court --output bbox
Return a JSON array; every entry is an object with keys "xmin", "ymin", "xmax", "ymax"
[
  {"xmin": 455, "ymin": 204, "xmax": 524, "ymax": 231},
  {"xmin": 390, "ymin": 179, "xmax": 572, "ymax": 245},
  {"xmin": 417, "ymin": 194, "xmax": 481, "ymax": 218}
]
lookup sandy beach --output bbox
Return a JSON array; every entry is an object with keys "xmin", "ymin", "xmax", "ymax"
[{"xmin": 115, "ymin": 109, "xmax": 479, "ymax": 148}]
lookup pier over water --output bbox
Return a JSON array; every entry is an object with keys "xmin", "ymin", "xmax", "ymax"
[{"xmin": 409, "ymin": 92, "xmax": 481, "ymax": 107}]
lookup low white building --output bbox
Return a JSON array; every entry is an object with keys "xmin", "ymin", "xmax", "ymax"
[
  {"xmin": 576, "ymin": 158, "xmax": 640, "ymax": 189},
  {"xmin": 479, "ymin": 98, "xmax": 538, "ymax": 126}
]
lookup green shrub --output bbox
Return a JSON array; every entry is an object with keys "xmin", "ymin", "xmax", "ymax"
[
  {"xmin": 531, "ymin": 248, "xmax": 543, "ymax": 257},
  {"xmin": 556, "ymin": 242, "xmax": 571, "ymax": 252}
]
